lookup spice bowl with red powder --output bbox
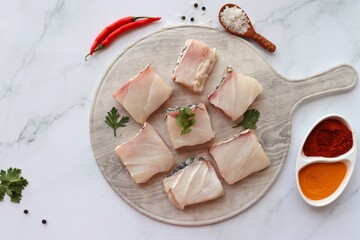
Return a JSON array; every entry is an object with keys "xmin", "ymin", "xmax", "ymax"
[{"xmin": 295, "ymin": 114, "xmax": 357, "ymax": 207}]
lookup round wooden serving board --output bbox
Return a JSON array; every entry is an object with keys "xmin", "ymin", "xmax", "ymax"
[{"xmin": 90, "ymin": 26, "xmax": 357, "ymax": 226}]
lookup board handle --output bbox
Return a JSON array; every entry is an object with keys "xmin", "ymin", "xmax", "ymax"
[{"xmin": 288, "ymin": 64, "xmax": 357, "ymax": 109}]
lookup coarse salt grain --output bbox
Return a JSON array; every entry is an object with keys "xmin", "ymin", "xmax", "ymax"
[{"xmin": 220, "ymin": 6, "xmax": 250, "ymax": 34}]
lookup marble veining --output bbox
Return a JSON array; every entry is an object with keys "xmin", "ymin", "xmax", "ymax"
[
  {"xmin": 264, "ymin": 188, "xmax": 294, "ymax": 225},
  {"xmin": 256, "ymin": 0, "xmax": 319, "ymax": 28},
  {"xmin": 0, "ymin": 100, "xmax": 87, "ymax": 147},
  {"xmin": 0, "ymin": 0, "xmax": 66, "ymax": 102},
  {"xmin": 304, "ymin": 186, "xmax": 360, "ymax": 240}
]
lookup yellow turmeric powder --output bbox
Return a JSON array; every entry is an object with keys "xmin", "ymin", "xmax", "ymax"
[{"xmin": 298, "ymin": 162, "xmax": 347, "ymax": 200}]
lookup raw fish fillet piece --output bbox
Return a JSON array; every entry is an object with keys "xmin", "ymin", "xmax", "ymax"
[
  {"xmin": 165, "ymin": 103, "xmax": 215, "ymax": 149},
  {"xmin": 163, "ymin": 157, "xmax": 224, "ymax": 210},
  {"xmin": 208, "ymin": 67, "xmax": 263, "ymax": 121},
  {"xmin": 172, "ymin": 39, "xmax": 217, "ymax": 93},
  {"xmin": 113, "ymin": 65, "xmax": 173, "ymax": 124},
  {"xmin": 115, "ymin": 122, "xmax": 175, "ymax": 184},
  {"xmin": 209, "ymin": 129, "xmax": 270, "ymax": 185}
]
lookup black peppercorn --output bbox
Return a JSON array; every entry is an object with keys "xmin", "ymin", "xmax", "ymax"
[
  {"xmin": 194, "ymin": 3, "xmax": 198, "ymax": 8},
  {"xmin": 202, "ymin": 6, "xmax": 206, "ymax": 11},
  {"xmin": 181, "ymin": 16, "xmax": 186, "ymax": 20},
  {"xmin": 42, "ymin": 219, "xmax": 47, "ymax": 224},
  {"xmin": 23, "ymin": 209, "xmax": 29, "ymax": 214},
  {"xmin": 190, "ymin": 17, "xmax": 194, "ymax": 22}
]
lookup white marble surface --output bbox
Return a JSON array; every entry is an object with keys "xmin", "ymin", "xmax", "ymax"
[{"xmin": 1, "ymin": 0, "xmax": 359, "ymax": 239}]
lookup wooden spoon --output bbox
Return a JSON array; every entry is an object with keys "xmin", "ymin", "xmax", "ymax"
[{"xmin": 218, "ymin": 3, "xmax": 276, "ymax": 52}]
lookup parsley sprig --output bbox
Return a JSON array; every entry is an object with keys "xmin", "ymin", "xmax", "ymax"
[
  {"xmin": 233, "ymin": 109, "xmax": 260, "ymax": 129},
  {"xmin": 105, "ymin": 107, "xmax": 129, "ymax": 137},
  {"xmin": 0, "ymin": 168, "xmax": 29, "ymax": 203},
  {"xmin": 176, "ymin": 106, "xmax": 196, "ymax": 135}
]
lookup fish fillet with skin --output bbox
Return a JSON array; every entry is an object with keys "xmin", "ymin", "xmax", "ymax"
[
  {"xmin": 172, "ymin": 39, "xmax": 217, "ymax": 93},
  {"xmin": 208, "ymin": 67, "xmax": 263, "ymax": 121},
  {"xmin": 163, "ymin": 157, "xmax": 224, "ymax": 210},
  {"xmin": 115, "ymin": 122, "xmax": 175, "ymax": 184},
  {"xmin": 165, "ymin": 103, "xmax": 215, "ymax": 149},
  {"xmin": 113, "ymin": 65, "xmax": 173, "ymax": 124},
  {"xmin": 209, "ymin": 129, "xmax": 270, "ymax": 185}
]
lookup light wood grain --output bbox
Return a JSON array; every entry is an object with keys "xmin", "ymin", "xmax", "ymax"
[{"xmin": 89, "ymin": 26, "xmax": 357, "ymax": 226}]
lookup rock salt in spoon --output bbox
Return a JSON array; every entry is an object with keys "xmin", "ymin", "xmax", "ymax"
[{"xmin": 218, "ymin": 3, "xmax": 276, "ymax": 52}]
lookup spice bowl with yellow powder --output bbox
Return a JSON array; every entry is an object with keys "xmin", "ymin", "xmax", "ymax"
[{"xmin": 295, "ymin": 114, "xmax": 357, "ymax": 207}]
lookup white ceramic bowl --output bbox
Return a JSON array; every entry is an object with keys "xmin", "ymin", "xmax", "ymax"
[{"xmin": 295, "ymin": 114, "xmax": 357, "ymax": 207}]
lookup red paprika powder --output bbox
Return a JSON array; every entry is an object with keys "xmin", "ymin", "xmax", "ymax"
[{"xmin": 303, "ymin": 119, "xmax": 353, "ymax": 157}]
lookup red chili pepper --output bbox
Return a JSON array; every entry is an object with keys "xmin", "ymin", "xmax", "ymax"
[
  {"xmin": 85, "ymin": 17, "xmax": 161, "ymax": 61},
  {"xmin": 89, "ymin": 16, "xmax": 148, "ymax": 56}
]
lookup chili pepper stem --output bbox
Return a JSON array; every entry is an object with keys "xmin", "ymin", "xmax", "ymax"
[
  {"xmin": 84, "ymin": 53, "xmax": 91, "ymax": 61},
  {"xmin": 133, "ymin": 16, "xmax": 150, "ymax": 21},
  {"xmin": 85, "ymin": 44, "xmax": 105, "ymax": 61}
]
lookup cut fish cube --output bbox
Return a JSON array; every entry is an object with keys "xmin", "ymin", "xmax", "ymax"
[
  {"xmin": 165, "ymin": 103, "xmax": 215, "ymax": 149},
  {"xmin": 163, "ymin": 157, "xmax": 224, "ymax": 210},
  {"xmin": 209, "ymin": 129, "xmax": 270, "ymax": 185},
  {"xmin": 208, "ymin": 67, "xmax": 263, "ymax": 121},
  {"xmin": 113, "ymin": 65, "xmax": 173, "ymax": 124},
  {"xmin": 115, "ymin": 122, "xmax": 175, "ymax": 184},
  {"xmin": 172, "ymin": 39, "xmax": 217, "ymax": 93}
]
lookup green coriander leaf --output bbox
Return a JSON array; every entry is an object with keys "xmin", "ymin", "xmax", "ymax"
[
  {"xmin": 105, "ymin": 107, "xmax": 129, "ymax": 137},
  {"xmin": 0, "ymin": 186, "xmax": 5, "ymax": 201},
  {"xmin": 181, "ymin": 126, "xmax": 192, "ymax": 135},
  {"xmin": 176, "ymin": 106, "xmax": 196, "ymax": 135},
  {"xmin": 10, "ymin": 194, "xmax": 21, "ymax": 203},
  {"xmin": 0, "ymin": 168, "xmax": 28, "ymax": 203},
  {"xmin": 116, "ymin": 116, "xmax": 130, "ymax": 128},
  {"xmin": 233, "ymin": 109, "xmax": 260, "ymax": 130}
]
